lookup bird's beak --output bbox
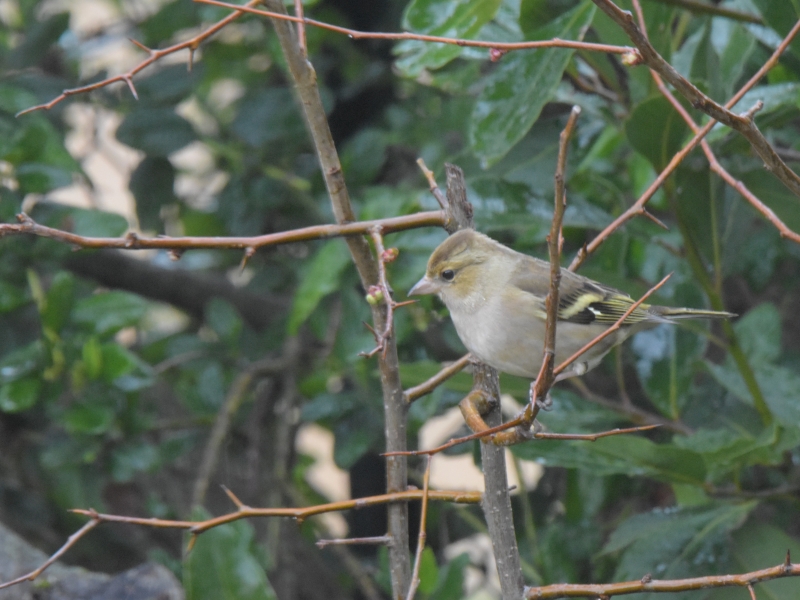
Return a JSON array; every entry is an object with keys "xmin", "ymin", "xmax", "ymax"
[{"xmin": 409, "ymin": 275, "xmax": 438, "ymax": 296}]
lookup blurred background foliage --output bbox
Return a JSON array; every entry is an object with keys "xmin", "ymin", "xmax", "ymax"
[{"xmin": 2, "ymin": 0, "xmax": 800, "ymax": 598}]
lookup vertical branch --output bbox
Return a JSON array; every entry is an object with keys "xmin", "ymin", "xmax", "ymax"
[
  {"xmin": 405, "ymin": 457, "xmax": 432, "ymax": 600},
  {"xmin": 261, "ymin": 1, "xmax": 410, "ymax": 594},
  {"xmin": 493, "ymin": 107, "xmax": 581, "ymax": 445},
  {"xmin": 443, "ymin": 164, "xmax": 524, "ymax": 600},
  {"xmin": 534, "ymin": 106, "xmax": 581, "ymax": 403}
]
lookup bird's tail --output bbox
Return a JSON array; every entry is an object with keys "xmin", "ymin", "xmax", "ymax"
[{"xmin": 651, "ymin": 306, "xmax": 736, "ymax": 320}]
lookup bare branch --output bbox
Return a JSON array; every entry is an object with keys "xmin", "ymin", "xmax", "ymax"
[
  {"xmin": 316, "ymin": 535, "xmax": 392, "ymax": 549},
  {"xmin": 405, "ymin": 457, "xmax": 432, "ymax": 600},
  {"xmin": 591, "ymin": 1, "xmax": 800, "ymax": 199},
  {"xmin": 524, "ymin": 560, "xmax": 800, "ymax": 598},
  {"xmin": 0, "ymin": 211, "xmax": 445, "ymax": 251},
  {"xmin": 405, "ymin": 354, "xmax": 471, "ymax": 403},
  {"xmin": 195, "ymin": 0, "xmax": 636, "ymax": 56},
  {"xmin": 16, "ymin": 0, "xmax": 261, "ymax": 116},
  {"xmin": 0, "ymin": 519, "xmax": 100, "ymax": 590},
  {"xmin": 570, "ymin": 14, "xmax": 800, "ymax": 270}
]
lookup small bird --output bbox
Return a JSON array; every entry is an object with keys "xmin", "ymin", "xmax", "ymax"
[{"xmin": 409, "ymin": 229, "xmax": 734, "ymax": 381}]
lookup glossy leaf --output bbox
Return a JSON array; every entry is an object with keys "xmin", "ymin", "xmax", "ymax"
[
  {"xmin": 72, "ymin": 291, "xmax": 150, "ymax": 337},
  {"xmin": 184, "ymin": 507, "xmax": 278, "ymax": 600},
  {"xmin": 511, "ymin": 434, "xmax": 706, "ymax": 485},
  {"xmin": 625, "ymin": 96, "xmax": 690, "ymax": 173},
  {"xmin": 287, "ymin": 240, "xmax": 351, "ymax": 335},
  {"xmin": 395, "ymin": 0, "xmax": 502, "ymax": 76},
  {"xmin": 470, "ymin": 2, "xmax": 595, "ymax": 165},
  {"xmin": 0, "ymin": 377, "xmax": 41, "ymax": 412},
  {"xmin": 117, "ymin": 108, "xmax": 197, "ymax": 156},
  {"xmin": 605, "ymin": 502, "xmax": 756, "ymax": 585}
]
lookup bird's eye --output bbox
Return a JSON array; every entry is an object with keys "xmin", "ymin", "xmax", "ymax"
[{"xmin": 441, "ymin": 269, "xmax": 455, "ymax": 281}]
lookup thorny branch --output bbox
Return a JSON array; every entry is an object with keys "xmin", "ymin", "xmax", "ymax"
[
  {"xmin": 197, "ymin": 0, "xmax": 636, "ymax": 56},
  {"xmin": 258, "ymin": 0, "xmax": 412, "ymax": 593},
  {"xmin": 634, "ymin": 5, "xmax": 800, "ymax": 245},
  {"xmin": 6, "ymin": 0, "xmax": 800, "ymax": 597},
  {"xmin": 0, "ymin": 488, "xmax": 481, "ymax": 591},
  {"xmin": 0, "ymin": 211, "xmax": 445, "ymax": 253},
  {"xmin": 591, "ymin": 1, "xmax": 800, "ymax": 199},
  {"xmin": 525, "ymin": 557, "xmax": 800, "ymax": 598},
  {"xmin": 569, "ymin": 13, "xmax": 800, "ymax": 270},
  {"xmin": 16, "ymin": 0, "xmax": 262, "ymax": 116}
]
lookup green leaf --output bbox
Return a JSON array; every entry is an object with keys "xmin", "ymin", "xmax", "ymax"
[
  {"xmin": 111, "ymin": 441, "xmax": 160, "ymax": 482},
  {"xmin": 417, "ymin": 546, "xmax": 439, "ymax": 594},
  {"xmin": 673, "ymin": 424, "xmax": 792, "ymax": 480},
  {"xmin": 41, "ymin": 271, "xmax": 75, "ymax": 332},
  {"xmin": 206, "ymin": 298, "xmax": 243, "ymax": 343},
  {"xmin": 705, "ymin": 303, "xmax": 800, "ymax": 423},
  {"xmin": 394, "ymin": 0, "xmax": 502, "ymax": 76},
  {"xmin": 708, "ymin": 361, "xmax": 800, "ymax": 425},
  {"xmin": 15, "ymin": 163, "xmax": 73, "ymax": 193},
  {"xmin": 626, "ymin": 96, "xmax": 690, "ymax": 172},
  {"xmin": 604, "ymin": 502, "xmax": 756, "ymax": 585},
  {"xmin": 82, "ymin": 337, "xmax": 103, "ymax": 380},
  {"xmin": 710, "ymin": 82, "xmax": 800, "ymax": 140},
  {"xmin": 707, "ymin": 521, "xmax": 800, "ymax": 600},
  {"xmin": 72, "ymin": 291, "xmax": 149, "ymax": 337},
  {"xmin": 428, "ymin": 552, "xmax": 469, "ymax": 600},
  {"xmin": 131, "ymin": 64, "xmax": 200, "ymax": 106},
  {"xmin": 0, "ymin": 280, "xmax": 27, "ymax": 313},
  {"xmin": 116, "ymin": 108, "xmax": 196, "ymax": 156},
  {"xmin": 469, "ymin": 2, "xmax": 595, "ymax": 165},
  {"xmin": 0, "ymin": 342, "xmax": 44, "ymax": 384},
  {"xmin": 184, "ymin": 507, "xmax": 278, "ymax": 600},
  {"xmin": 287, "ymin": 241, "xmax": 351, "ymax": 334},
  {"xmin": 63, "ymin": 402, "xmax": 115, "ymax": 435},
  {"xmin": 69, "ymin": 208, "xmax": 129, "ymax": 237},
  {"xmin": 511, "ymin": 435, "xmax": 706, "ymax": 485},
  {"xmin": 130, "ymin": 156, "xmax": 177, "ymax": 231},
  {"xmin": 9, "ymin": 13, "xmax": 70, "ymax": 69},
  {"xmin": 751, "ymin": 0, "xmax": 800, "ymax": 62},
  {"xmin": 101, "ymin": 343, "xmax": 142, "ymax": 382},
  {"xmin": 231, "ymin": 88, "xmax": 306, "ymax": 148},
  {"xmin": 0, "ymin": 378, "xmax": 41, "ymax": 412},
  {"xmin": 631, "ymin": 323, "xmax": 705, "ymax": 418},
  {"xmin": 731, "ymin": 303, "xmax": 781, "ymax": 366},
  {"xmin": 713, "ymin": 20, "xmax": 756, "ymax": 98}
]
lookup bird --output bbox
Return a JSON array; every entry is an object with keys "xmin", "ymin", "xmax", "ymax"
[{"xmin": 409, "ymin": 229, "xmax": 734, "ymax": 382}]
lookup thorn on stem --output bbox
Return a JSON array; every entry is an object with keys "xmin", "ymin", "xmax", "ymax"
[
  {"xmin": 123, "ymin": 76, "xmax": 139, "ymax": 101},
  {"xmin": 239, "ymin": 246, "xmax": 256, "ymax": 271},
  {"xmin": 641, "ymin": 208, "xmax": 669, "ymax": 230},
  {"xmin": 742, "ymin": 100, "xmax": 764, "ymax": 121},
  {"xmin": 129, "ymin": 38, "xmax": 151, "ymax": 53}
]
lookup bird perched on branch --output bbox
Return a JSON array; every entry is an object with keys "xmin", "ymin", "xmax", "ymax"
[{"xmin": 409, "ymin": 229, "xmax": 734, "ymax": 381}]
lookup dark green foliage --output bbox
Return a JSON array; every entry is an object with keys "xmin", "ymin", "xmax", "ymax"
[{"xmin": 1, "ymin": 0, "xmax": 800, "ymax": 598}]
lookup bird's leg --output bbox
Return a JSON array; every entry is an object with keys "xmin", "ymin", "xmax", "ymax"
[{"xmin": 458, "ymin": 389, "xmax": 497, "ymax": 435}]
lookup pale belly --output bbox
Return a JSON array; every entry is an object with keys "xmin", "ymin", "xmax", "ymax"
[{"xmin": 450, "ymin": 302, "xmax": 629, "ymax": 379}]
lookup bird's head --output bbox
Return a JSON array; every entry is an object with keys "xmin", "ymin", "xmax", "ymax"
[{"xmin": 409, "ymin": 229, "xmax": 505, "ymax": 310}]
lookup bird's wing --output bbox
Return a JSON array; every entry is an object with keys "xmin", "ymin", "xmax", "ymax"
[{"xmin": 509, "ymin": 256, "xmax": 653, "ymax": 326}]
